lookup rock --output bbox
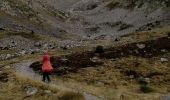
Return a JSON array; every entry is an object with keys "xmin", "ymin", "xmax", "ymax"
[
  {"xmin": 4, "ymin": 66, "xmax": 11, "ymax": 69},
  {"xmin": 136, "ymin": 44, "xmax": 146, "ymax": 49},
  {"xmin": 121, "ymin": 80, "xmax": 128, "ymax": 86},
  {"xmin": 0, "ymin": 71, "xmax": 3, "ymax": 74},
  {"xmin": 30, "ymin": 49, "xmax": 40, "ymax": 54},
  {"xmin": 161, "ymin": 49, "xmax": 167, "ymax": 53},
  {"xmin": 44, "ymin": 90, "xmax": 51, "ymax": 94},
  {"xmin": 43, "ymin": 43, "xmax": 48, "ymax": 49},
  {"xmin": 83, "ymin": 92, "xmax": 100, "ymax": 100},
  {"xmin": 138, "ymin": 77, "xmax": 150, "ymax": 85},
  {"xmin": 90, "ymin": 57, "xmax": 100, "ymax": 62},
  {"xmin": 162, "ymin": 94, "xmax": 170, "ymax": 100},
  {"xmin": 134, "ymin": 50, "xmax": 139, "ymax": 54},
  {"xmin": 61, "ymin": 58, "xmax": 69, "ymax": 62},
  {"xmin": 19, "ymin": 50, "xmax": 26, "ymax": 56},
  {"xmin": 6, "ymin": 54, "xmax": 11, "ymax": 59},
  {"xmin": 129, "ymin": 75, "xmax": 134, "ymax": 79},
  {"xmin": 161, "ymin": 58, "xmax": 168, "ymax": 62},
  {"xmin": 34, "ymin": 42, "xmax": 42, "ymax": 47},
  {"xmin": 25, "ymin": 86, "xmax": 38, "ymax": 96},
  {"xmin": 96, "ymin": 81, "xmax": 104, "ymax": 86}
]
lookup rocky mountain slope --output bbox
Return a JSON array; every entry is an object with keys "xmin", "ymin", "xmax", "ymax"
[
  {"xmin": 0, "ymin": 0, "xmax": 170, "ymax": 100},
  {"xmin": 0, "ymin": 0, "xmax": 170, "ymax": 38}
]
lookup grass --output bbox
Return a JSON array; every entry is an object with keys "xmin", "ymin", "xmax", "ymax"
[
  {"xmin": 0, "ymin": 69, "xmax": 85, "ymax": 100},
  {"xmin": 0, "ymin": 30, "xmax": 48, "ymax": 41}
]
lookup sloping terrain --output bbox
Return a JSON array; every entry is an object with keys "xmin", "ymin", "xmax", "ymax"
[
  {"xmin": 0, "ymin": 0, "xmax": 170, "ymax": 39},
  {"xmin": 0, "ymin": 0, "xmax": 170, "ymax": 100}
]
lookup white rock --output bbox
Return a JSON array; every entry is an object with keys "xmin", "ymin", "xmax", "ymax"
[
  {"xmin": 44, "ymin": 90, "xmax": 51, "ymax": 94},
  {"xmin": 4, "ymin": 66, "xmax": 10, "ymax": 69},
  {"xmin": 136, "ymin": 44, "xmax": 146, "ymax": 49},
  {"xmin": 90, "ymin": 57, "xmax": 100, "ymax": 62},
  {"xmin": 25, "ymin": 86, "xmax": 38, "ymax": 96},
  {"xmin": 6, "ymin": 54, "xmax": 11, "ymax": 59},
  {"xmin": 161, "ymin": 58, "xmax": 169, "ymax": 62},
  {"xmin": 20, "ymin": 50, "xmax": 26, "ymax": 56}
]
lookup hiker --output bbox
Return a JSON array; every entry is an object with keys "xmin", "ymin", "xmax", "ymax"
[{"xmin": 42, "ymin": 51, "xmax": 53, "ymax": 83}]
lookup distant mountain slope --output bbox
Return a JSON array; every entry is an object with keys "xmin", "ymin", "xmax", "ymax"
[{"xmin": 0, "ymin": 0, "xmax": 169, "ymax": 39}]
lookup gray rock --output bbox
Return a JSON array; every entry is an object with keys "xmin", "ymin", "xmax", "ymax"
[
  {"xmin": 129, "ymin": 75, "xmax": 134, "ymax": 79},
  {"xmin": 34, "ymin": 42, "xmax": 42, "ymax": 47},
  {"xmin": 25, "ymin": 86, "xmax": 38, "ymax": 96},
  {"xmin": 161, "ymin": 58, "xmax": 168, "ymax": 62},
  {"xmin": 4, "ymin": 66, "xmax": 11, "ymax": 69},
  {"xmin": 138, "ymin": 77, "xmax": 150, "ymax": 84},
  {"xmin": 6, "ymin": 54, "xmax": 11, "ymax": 59},
  {"xmin": 96, "ymin": 81, "xmax": 104, "ymax": 86},
  {"xmin": 162, "ymin": 94, "xmax": 170, "ymax": 100},
  {"xmin": 161, "ymin": 49, "xmax": 167, "ymax": 53},
  {"xmin": 90, "ymin": 57, "xmax": 100, "ymax": 62},
  {"xmin": 0, "ymin": 71, "xmax": 3, "ymax": 74},
  {"xmin": 44, "ymin": 90, "xmax": 51, "ymax": 94},
  {"xmin": 19, "ymin": 50, "xmax": 26, "ymax": 56},
  {"xmin": 134, "ymin": 50, "xmax": 139, "ymax": 54},
  {"xmin": 83, "ymin": 92, "xmax": 101, "ymax": 100},
  {"xmin": 136, "ymin": 44, "xmax": 146, "ymax": 49}
]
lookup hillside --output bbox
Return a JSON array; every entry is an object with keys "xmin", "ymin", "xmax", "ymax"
[
  {"xmin": 0, "ymin": 0, "xmax": 170, "ymax": 100},
  {"xmin": 0, "ymin": 0, "xmax": 169, "ymax": 38}
]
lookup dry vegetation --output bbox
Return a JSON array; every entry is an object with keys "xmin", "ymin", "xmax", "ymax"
[
  {"xmin": 0, "ymin": 26, "xmax": 170, "ymax": 100},
  {"xmin": 0, "ymin": 69, "xmax": 84, "ymax": 100}
]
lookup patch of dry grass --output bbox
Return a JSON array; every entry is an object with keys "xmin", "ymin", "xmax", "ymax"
[{"xmin": 0, "ymin": 69, "xmax": 84, "ymax": 100}]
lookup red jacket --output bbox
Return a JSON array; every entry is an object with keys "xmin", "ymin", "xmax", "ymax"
[{"xmin": 42, "ymin": 53, "xmax": 53, "ymax": 73}]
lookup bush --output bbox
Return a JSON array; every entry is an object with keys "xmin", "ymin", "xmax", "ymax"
[
  {"xmin": 140, "ymin": 85, "xmax": 154, "ymax": 93},
  {"xmin": 95, "ymin": 45, "xmax": 104, "ymax": 54}
]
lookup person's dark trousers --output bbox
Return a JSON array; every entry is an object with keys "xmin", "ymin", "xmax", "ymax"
[{"xmin": 42, "ymin": 72, "xmax": 51, "ymax": 83}]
